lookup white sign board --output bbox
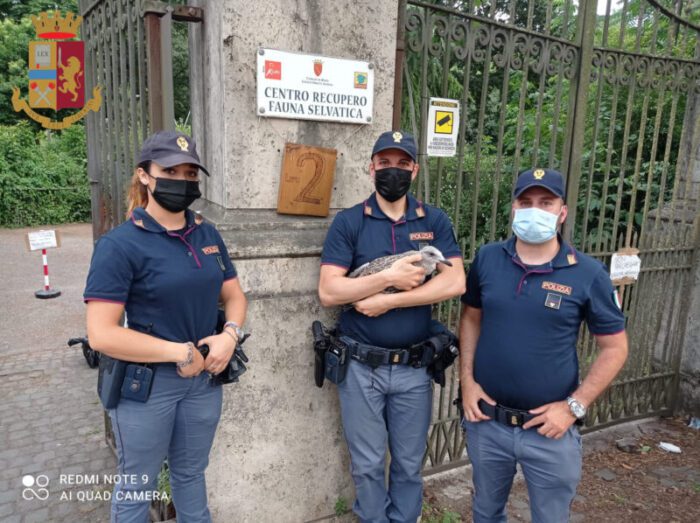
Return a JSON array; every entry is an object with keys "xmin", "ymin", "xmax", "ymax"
[
  {"xmin": 27, "ymin": 230, "xmax": 58, "ymax": 251},
  {"xmin": 256, "ymin": 48, "xmax": 374, "ymax": 124},
  {"xmin": 427, "ymin": 97, "xmax": 460, "ymax": 157},
  {"xmin": 610, "ymin": 253, "xmax": 642, "ymax": 282}
]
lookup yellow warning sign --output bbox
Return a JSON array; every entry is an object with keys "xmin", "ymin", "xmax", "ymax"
[{"xmin": 434, "ymin": 111, "xmax": 453, "ymax": 134}]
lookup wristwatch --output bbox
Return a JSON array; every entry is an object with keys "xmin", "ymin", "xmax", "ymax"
[
  {"xmin": 224, "ymin": 321, "xmax": 244, "ymax": 340},
  {"xmin": 566, "ymin": 396, "xmax": 586, "ymax": 419}
]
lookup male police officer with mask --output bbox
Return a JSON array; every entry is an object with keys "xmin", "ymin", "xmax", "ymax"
[
  {"xmin": 459, "ymin": 168, "xmax": 629, "ymax": 523},
  {"xmin": 318, "ymin": 131, "xmax": 465, "ymax": 523}
]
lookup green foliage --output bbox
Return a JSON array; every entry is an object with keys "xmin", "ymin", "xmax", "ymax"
[
  {"xmin": 0, "ymin": 0, "xmax": 78, "ymax": 21},
  {"xmin": 334, "ymin": 496, "xmax": 349, "ymax": 516},
  {"xmin": 422, "ymin": 501, "xmax": 463, "ymax": 523},
  {"xmin": 157, "ymin": 460, "xmax": 172, "ymax": 499},
  {"xmin": 0, "ymin": 121, "xmax": 90, "ymax": 227},
  {"xmin": 0, "ymin": 17, "xmax": 33, "ymax": 125},
  {"xmin": 422, "ymin": 148, "xmax": 514, "ymax": 253},
  {"xmin": 172, "ymin": 20, "xmax": 191, "ymax": 122},
  {"xmin": 402, "ymin": 0, "xmax": 696, "ymax": 254}
]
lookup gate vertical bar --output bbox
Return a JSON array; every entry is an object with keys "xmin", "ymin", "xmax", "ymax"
[
  {"xmin": 562, "ymin": 0, "xmax": 597, "ymax": 243},
  {"xmin": 145, "ymin": 12, "xmax": 164, "ymax": 132},
  {"xmin": 393, "ymin": 0, "xmax": 408, "ymax": 131},
  {"xmin": 160, "ymin": 6, "xmax": 175, "ymax": 130}
]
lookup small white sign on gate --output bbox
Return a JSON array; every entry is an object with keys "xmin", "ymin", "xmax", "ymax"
[{"xmin": 610, "ymin": 251, "xmax": 642, "ymax": 283}]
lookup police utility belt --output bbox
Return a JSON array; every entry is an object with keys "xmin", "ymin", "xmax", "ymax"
[
  {"xmin": 453, "ymin": 390, "xmax": 583, "ymax": 428},
  {"xmin": 97, "ymin": 311, "xmax": 250, "ymax": 410},
  {"xmin": 311, "ymin": 320, "xmax": 459, "ymax": 387}
]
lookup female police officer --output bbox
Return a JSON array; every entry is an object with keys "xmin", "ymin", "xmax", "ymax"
[{"xmin": 84, "ymin": 130, "xmax": 247, "ymax": 522}]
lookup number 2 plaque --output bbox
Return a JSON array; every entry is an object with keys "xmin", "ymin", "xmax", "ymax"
[{"xmin": 277, "ymin": 143, "xmax": 336, "ymax": 217}]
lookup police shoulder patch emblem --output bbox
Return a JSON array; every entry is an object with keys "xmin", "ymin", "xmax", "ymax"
[{"xmin": 613, "ymin": 290, "xmax": 622, "ymax": 309}]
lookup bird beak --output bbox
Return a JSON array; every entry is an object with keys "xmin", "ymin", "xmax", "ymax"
[{"xmin": 439, "ymin": 258, "xmax": 453, "ymax": 267}]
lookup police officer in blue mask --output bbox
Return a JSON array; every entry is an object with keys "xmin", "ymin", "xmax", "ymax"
[
  {"xmin": 319, "ymin": 131, "xmax": 466, "ymax": 523},
  {"xmin": 84, "ymin": 130, "xmax": 248, "ymax": 522},
  {"xmin": 459, "ymin": 168, "xmax": 629, "ymax": 523}
]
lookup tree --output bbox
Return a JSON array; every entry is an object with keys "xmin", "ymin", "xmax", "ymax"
[{"xmin": 0, "ymin": 0, "xmax": 78, "ymax": 21}]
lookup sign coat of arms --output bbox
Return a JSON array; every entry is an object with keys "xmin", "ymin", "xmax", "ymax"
[{"xmin": 11, "ymin": 11, "xmax": 101, "ymax": 129}]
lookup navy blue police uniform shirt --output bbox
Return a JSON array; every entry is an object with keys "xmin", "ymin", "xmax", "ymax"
[
  {"xmin": 84, "ymin": 207, "xmax": 237, "ymax": 344},
  {"xmin": 462, "ymin": 235, "xmax": 625, "ymax": 410},
  {"xmin": 322, "ymin": 193, "xmax": 462, "ymax": 348}
]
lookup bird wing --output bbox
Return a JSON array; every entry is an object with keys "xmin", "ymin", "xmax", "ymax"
[
  {"xmin": 348, "ymin": 262, "xmax": 369, "ymax": 278},
  {"xmin": 348, "ymin": 251, "xmax": 419, "ymax": 278}
]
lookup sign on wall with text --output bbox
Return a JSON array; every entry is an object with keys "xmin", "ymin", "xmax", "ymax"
[{"xmin": 257, "ymin": 48, "xmax": 374, "ymax": 125}]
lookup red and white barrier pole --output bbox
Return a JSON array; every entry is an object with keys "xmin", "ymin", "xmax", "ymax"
[
  {"xmin": 35, "ymin": 248, "xmax": 61, "ymax": 299},
  {"xmin": 42, "ymin": 249, "xmax": 50, "ymax": 290}
]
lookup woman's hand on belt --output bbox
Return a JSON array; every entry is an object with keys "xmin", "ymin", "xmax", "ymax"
[
  {"xmin": 177, "ymin": 343, "xmax": 205, "ymax": 377},
  {"xmin": 198, "ymin": 333, "xmax": 236, "ymax": 375}
]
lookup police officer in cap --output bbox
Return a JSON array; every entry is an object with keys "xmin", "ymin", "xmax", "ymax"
[
  {"xmin": 459, "ymin": 168, "xmax": 628, "ymax": 522},
  {"xmin": 319, "ymin": 131, "xmax": 465, "ymax": 522},
  {"xmin": 84, "ymin": 130, "xmax": 248, "ymax": 522}
]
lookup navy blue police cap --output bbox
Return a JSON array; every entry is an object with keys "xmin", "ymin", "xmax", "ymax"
[
  {"xmin": 371, "ymin": 131, "xmax": 417, "ymax": 162},
  {"xmin": 513, "ymin": 168, "xmax": 565, "ymax": 199},
  {"xmin": 138, "ymin": 130, "xmax": 210, "ymax": 176}
]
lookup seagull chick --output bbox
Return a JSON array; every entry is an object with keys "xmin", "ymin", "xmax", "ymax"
[{"xmin": 349, "ymin": 245, "xmax": 453, "ymax": 293}]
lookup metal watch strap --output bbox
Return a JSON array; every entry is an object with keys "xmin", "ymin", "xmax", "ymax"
[
  {"xmin": 177, "ymin": 342, "xmax": 195, "ymax": 369},
  {"xmin": 567, "ymin": 396, "xmax": 586, "ymax": 419},
  {"xmin": 224, "ymin": 321, "xmax": 243, "ymax": 339}
]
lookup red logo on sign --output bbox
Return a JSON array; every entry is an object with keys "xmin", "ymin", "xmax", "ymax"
[
  {"xmin": 265, "ymin": 60, "xmax": 281, "ymax": 80},
  {"xmin": 313, "ymin": 59, "xmax": 323, "ymax": 77}
]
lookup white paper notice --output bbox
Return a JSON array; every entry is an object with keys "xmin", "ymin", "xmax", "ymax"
[
  {"xmin": 610, "ymin": 253, "xmax": 642, "ymax": 281},
  {"xmin": 27, "ymin": 230, "xmax": 58, "ymax": 251}
]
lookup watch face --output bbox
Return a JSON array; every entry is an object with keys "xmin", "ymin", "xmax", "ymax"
[{"xmin": 571, "ymin": 401, "xmax": 585, "ymax": 418}]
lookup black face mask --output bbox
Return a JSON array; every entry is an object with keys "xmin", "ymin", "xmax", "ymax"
[
  {"xmin": 147, "ymin": 176, "xmax": 201, "ymax": 213},
  {"xmin": 374, "ymin": 167, "xmax": 413, "ymax": 202}
]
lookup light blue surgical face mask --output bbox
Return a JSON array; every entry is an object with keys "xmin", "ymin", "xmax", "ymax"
[{"xmin": 512, "ymin": 207, "xmax": 561, "ymax": 244}]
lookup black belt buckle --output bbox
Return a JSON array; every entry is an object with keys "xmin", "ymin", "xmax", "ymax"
[
  {"xmin": 503, "ymin": 407, "xmax": 524, "ymax": 427},
  {"xmin": 407, "ymin": 346, "xmax": 423, "ymax": 368},
  {"xmin": 366, "ymin": 350, "xmax": 386, "ymax": 368}
]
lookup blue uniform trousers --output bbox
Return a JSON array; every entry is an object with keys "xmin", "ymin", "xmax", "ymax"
[
  {"xmin": 463, "ymin": 419, "xmax": 582, "ymax": 523},
  {"xmin": 108, "ymin": 364, "xmax": 223, "ymax": 523},
  {"xmin": 338, "ymin": 359, "xmax": 433, "ymax": 523}
]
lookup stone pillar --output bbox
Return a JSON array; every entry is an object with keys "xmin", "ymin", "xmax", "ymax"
[
  {"xmin": 678, "ymin": 87, "xmax": 700, "ymax": 417},
  {"xmin": 189, "ymin": 1, "xmax": 399, "ymax": 520}
]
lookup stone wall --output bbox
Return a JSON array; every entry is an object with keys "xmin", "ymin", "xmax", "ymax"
[
  {"xmin": 678, "ymin": 90, "xmax": 700, "ymax": 417},
  {"xmin": 189, "ymin": 1, "xmax": 400, "ymax": 520}
]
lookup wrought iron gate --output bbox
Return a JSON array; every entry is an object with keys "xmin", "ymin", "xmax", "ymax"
[
  {"xmin": 398, "ymin": 0, "xmax": 700, "ymax": 473},
  {"xmin": 79, "ymin": 0, "xmax": 203, "ymax": 460},
  {"xmin": 79, "ymin": 0, "xmax": 202, "ymax": 240}
]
